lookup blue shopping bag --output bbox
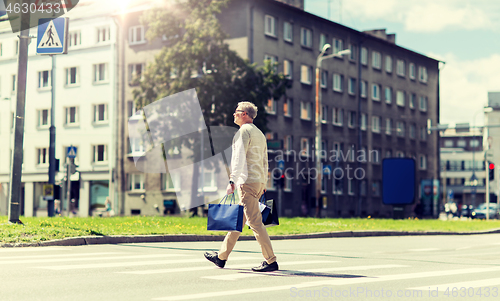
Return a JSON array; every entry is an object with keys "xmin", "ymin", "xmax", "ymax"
[{"xmin": 207, "ymin": 194, "xmax": 244, "ymax": 232}]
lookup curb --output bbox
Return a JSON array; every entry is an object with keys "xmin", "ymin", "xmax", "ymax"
[{"xmin": 3, "ymin": 228, "xmax": 500, "ymax": 248}]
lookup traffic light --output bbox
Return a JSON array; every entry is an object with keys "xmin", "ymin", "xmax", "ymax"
[
  {"xmin": 279, "ymin": 173, "xmax": 285, "ymax": 188},
  {"xmin": 489, "ymin": 162, "xmax": 495, "ymax": 181},
  {"xmin": 273, "ymin": 169, "xmax": 282, "ymax": 187}
]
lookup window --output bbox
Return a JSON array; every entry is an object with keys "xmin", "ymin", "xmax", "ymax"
[
  {"xmin": 163, "ymin": 172, "xmax": 181, "ymax": 192},
  {"xmin": 321, "ymin": 167, "xmax": 328, "ymax": 193},
  {"xmin": 420, "ymin": 127, "xmax": 427, "ymax": 141},
  {"xmin": 265, "ymin": 15, "xmax": 276, "ymax": 37},
  {"xmin": 321, "ymin": 140, "xmax": 327, "ymax": 158},
  {"xmin": 348, "ymin": 111, "xmax": 356, "ymax": 128},
  {"xmin": 283, "ymin": 98, "xmax": 293, "ymax": 117},
  {"xmin": 349, "ymin": 44, "xmax": 356, "ymax": 61},
  {"xmin": 267, "ymin": 171, "xmax": 276, "ymax": 191},
  {"xmin": 385, "ymin": 55, "xmax": 392, "ymax": 73},
  {"xmin": 349, "ymin": 144, "xmax": 356, "ymax": 162},
  {"xmin": 37, "ymin": 109, "xmax": 50, "ymax": 128},
  {"xmin": 372, "ymin": 116, "xmax": 380, "ymax": 133},
  {"xmin": 396, "ymin": 60, "xmax": 405, "ymax": 76},
  {"xmin": 321, "ymin": 105, "xmax": 328, "ymax": 123},
  {"xmin": 409, "ymin": 63, "xmax": 416, "ymax": 79},
  {"xmin": 397, "ymin": 121, "xmax": 405, "ymax": 137},
  {"xmin": 457, "ymin": 140, "xmax": 466, "ymax": 147},
  {"xmin": 264, "ymin": 54, "xmax": 278, "ymax": 66},
  {"xmin": 64, "ymin": 106, "xmax": 79, "ymax": 125},
  {"xmin": 283, "ymin": 59, "xmax": 293, "ymax": 79},
  {"xmin": 93, "ymin": 144, "xmax": 108, "ymax": 163},
  {"xmin": 284, "ymin": 135, "xmax": 293, "ymax": 151},
  {"xmin": 128, "ymin": 174, "xmax": 144, "ymax": 191},
  {"xmin": 384, "ymin": 87, "xmax": 392, "ymax": 104},
  {"xmin": 300, "ymin": 101, "xmax": 312, "ymax": 120},
  {"xmin": 348, "ymin": 179, "xmax": 355, "ymax": 195},
  {"xmin": 396, "ymin": 151, "xmax": 404, "ymax": 158},
  {"xmin": 15, "ymin": 40, "xmax": 18, "ymax": 55},
  {"xmin": 0, "ymin": 43, "xmax": 3, "ymax": 56},
  {"xmin": 333, "ymin": 74, "xmax": 343, "ymax": 92},
  {"xmin": 65, "ymin": 67, "xmax": 79, "ymax": 86},
  {"xmin": 265, "ymin": 98, "xmax": 277, "ymax": 114},
  {"xmin": 385, "ymin": 150, "xmax": 392, "ymax": 158},
  {"xmin": 93, "ymin": 63, "xmax": 108, "ymax": 83},
  {"xmin": 409, "ymin": 123, "xmax": 416, "ymax": 139},
  {"xmin": 419, "ymin": 66, "xmax": 428, "ymax": 83},
  {"xmin": 11, "ymin": 74, "xmax": 16, "ymax": 93},
  {"xmin": 69, "ymin": 31, "xmax": 81, "ymax": 47},
  {"xmin": 127, "ymin": 100, "xmax": 138, "ymax": 118},
  {"xmin": 129, "ymin": 137, "xmax": 145, "ymax": 155},
  {"xmin": 333, "ymin": 38, "xmax": 343, "ymax": 55},
  {"xmin": 37, "ymin": 147, "xmax": 48, "ymax": 165},
  {"xmin": 410, "ymin": 93, "xmax": 416, "ymax": 109},
  {"xmin": 371, "ymin": 84, "xmax": 380, "ymax": 101},
  {"xmin": 38, "ymin": 70, "xmax": 51, "ymax": 89},
  {"xmin": 319, "ymin": 33, "xmax": 327, "ymax": 51},
  {"xmin": 372, "ymin": 51, "xmax": 381, "ymax": 69},
  {"xmin": 372, "ymin": 181, "xmax": 380, "ymax": 196},
  {"xmin": 128, "ymin": 63, "xmax": 145, "ymax": 84},
  {"xmin": 348, "ymin": 78, "xmax": 356, "ymax": 95},
  {"xmin": 419, "ymin": 96, "xmax": 428, "ymax": 112},
  {"xmin": 361, "ymin": 47, "xmax": 368, "ymax": 65},
  {"xmin": 360, "ymin": 80, "xmax": 367, "ymax": 98},
  {"xmin": 360, "ymin": 180, "xmax": 367, "ymax": 196},
  {"xmin": 334, "ymin": 178, "xmax": 343, "ymax": 195},
  {"xmin": 129, "ymin": 25, "xmax": 145, "ymax": 45},
  {"xmin": 97, "ymin": 27, "xmax": 110, "ymax": 43},
  {"xmin": 419, "ymin": 155, "xmax": 427, "ymax": 170},
  {"xmin": 283, "ymin": 21, "xmax": 293, "ymax": 42},
  {"xmin": 360, "ymin": 113, "xmax": 367, "ymax": 131},
  {"xmin": 93, "ymin": 104, "xmax": 108, "ymax": 123},
  {"xmin": 199, "ymin": 170, "xmax": 217, "ymax": 192},
  {"xmin": 300, "ymin": 65, "xmax": 312, "ymax": 84},
  {"xmin": 385, "ymin": 118, "xmax": 391, "ymax": 135},
  {"xmin": 332, "ymin": 108, "xmax": 343, "ymax": 126},
  {"xmin": 321, "ymin": 70, "xmax": 328, "ymax": 88},
  {"xmin": 396, "ymin": 90, "xmax": 405, "ymax": 107},
  {"xmin": 300, "ymin": 27, "xmax": 312, "ymax": 47},
  {"xmin": 284, "ymin": 169, "xmax": 293, "ymax": 191},
  {"xmin": 300, "ymin": 138, "xmax": 310, "ymax": 156}
]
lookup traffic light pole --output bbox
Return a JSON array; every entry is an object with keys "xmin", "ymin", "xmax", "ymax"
[
  {"xmin": 66, "ymin": 157, "xmax": 74, "ymax": 216},
  {"xmin": 48, "ymin": 54, "xmax": 56, "ymax": 217}
]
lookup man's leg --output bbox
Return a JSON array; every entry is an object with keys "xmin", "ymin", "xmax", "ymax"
[{"xmin": 217, "ymin": 214, "xmax": 246, "ymax": 261}]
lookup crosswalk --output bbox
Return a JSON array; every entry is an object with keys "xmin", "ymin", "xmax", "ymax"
[{"xmin": 4, "ymin": 245, "xmax": 500, "ymax": 301}]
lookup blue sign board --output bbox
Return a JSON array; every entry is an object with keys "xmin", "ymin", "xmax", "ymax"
[
  {"xmin": 36, "ymin": 18, "xmax": 69, "ymax": 54},
  {"xmin": 323, "ymin": 165, "xmax": 332, "ymax": 175},
  {"xmin": 67, "ymin": 146, "xmax": 77, "ymax": 159},
  {"xmin": 382, "ymin": 158, "xmax": 415, "ymax": 205},
  {"xmin": 277, "ymin": 160, "xmax": 285, "ymax": 171}
]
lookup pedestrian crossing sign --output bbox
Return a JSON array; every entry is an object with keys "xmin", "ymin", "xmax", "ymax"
[
  {"xmin": 36, "ymin": 17, "xmax": 69, "ymax": 55},
  {"xmin": 67, "ymin": 146, "xmax": 77, "ymax": 158}
]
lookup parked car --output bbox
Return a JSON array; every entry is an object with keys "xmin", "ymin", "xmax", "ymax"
[{"xmin": 471, "ymin": 203, "xmax": 499, "ymax": 219}]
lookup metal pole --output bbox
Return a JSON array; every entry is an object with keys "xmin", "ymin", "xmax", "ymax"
[
  {"xmin": 8, "ymin": 3, "xmax": 30, "ymax": 223},
  {"xmin": 66, "ymin": 157, "xmax": 73, "ymax": 217},
  {"xmin": 48, "ymin": 54, "xmax": 56, "ymax": 217},
  {"xmin": 486, "ymin": 154, "xmax": 490, "ymax": 220},
  {"xmin": 357, "ymin": 41, "xmax": 363, "ymax": 217},
  {"xmin": 314, "ymin": 64, "xmax": 322, "ymax": 218}
]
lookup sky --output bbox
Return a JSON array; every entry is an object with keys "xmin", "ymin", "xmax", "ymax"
[{"xmin": 305, "ymin": 0, "xmax": 500, "ymax": 127}]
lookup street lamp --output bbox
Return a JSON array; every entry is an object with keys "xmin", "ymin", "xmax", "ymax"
[{"xmin": 315, "ymin": 44, "xmax": 350, "ymax": 217}]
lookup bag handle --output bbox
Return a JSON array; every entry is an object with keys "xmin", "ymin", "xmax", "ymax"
[
  {"xmin": 219, "ymin": 193, "xmax": 236, "ymax": 205},
  {"xmin": 259, "ymin": 193, "xmax": 266, "ymax": 204}
]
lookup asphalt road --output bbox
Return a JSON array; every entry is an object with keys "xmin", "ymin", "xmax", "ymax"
[{"xmin": 1, "ymin": 234, "xmax": 500, "ymax": 301}]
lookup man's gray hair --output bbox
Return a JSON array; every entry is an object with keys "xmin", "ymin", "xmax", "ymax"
[{"xmin": 238, "ymin": 101, "xmax": 258, "ymax": 119}]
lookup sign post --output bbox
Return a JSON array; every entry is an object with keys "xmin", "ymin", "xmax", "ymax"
[{"xmin": 66, "ymin": 146, "xmax": 77, "ymax": 216}]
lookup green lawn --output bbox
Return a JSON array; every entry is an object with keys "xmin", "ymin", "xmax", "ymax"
[{"xmin": 1, "ymin": 216, "xmax": 500, "ymax": 245}]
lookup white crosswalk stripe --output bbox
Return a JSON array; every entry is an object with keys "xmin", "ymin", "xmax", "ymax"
[
  {"xmin": 0, "ymin": 252, "xmax": 121, "ymax": 261},
  {"xmin": 408, "ymin": 277, "xmax": 500, "ymax": 291},
  {"xmin": 8, "ymin": 253, "xmax": 188, "ymax": 265}
]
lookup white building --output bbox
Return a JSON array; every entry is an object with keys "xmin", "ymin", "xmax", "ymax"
[{"xmin": 0, "ymin": 2, "xmax": 118, "ymax": 216}]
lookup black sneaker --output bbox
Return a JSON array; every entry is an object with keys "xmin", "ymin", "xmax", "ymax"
[
  {"xmin": 252, "ymin": 261, "xmax": 279, "ymax": 272},
  {"xmin": 204, "ymin": 251, "xmax": 226, "ymax": 268}
]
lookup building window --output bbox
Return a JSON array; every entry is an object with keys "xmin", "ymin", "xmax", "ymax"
[
  {"xmin": 321, "ymin": 105, "xmax": 328, "ymax": 123},
  {"xmin": 284, "ymin": 135, "xmax": 293, "ymax": 152},
  {"xmin": 319, "ymin": 33, "xmax": 327, "ymax": 51},
  {"xmin": 372, "ymin": 51, "xmax": 381, "ymax": 69},
  {"xmin": 65, "ymin": 67, "xmax": 79, "ymax": 86},
  {"xmin": 264, "ymin": 54, "xmax": 278, "ymax": 66},
  {"xmin": 419, "ymin": 66, "xmax": 428, "ymax": 83},
  {"xmin": 38, "ymin": 70, "xmax": 51, "ymax": 89},
  {"xmin": 37, "ymin": 109, "xmax": 50, "ymax": 128},
  {"xmin": 360, "ymin": 180, "xmax": 367, "ymax": 196},
  {"xmin": 129, "ymin": 25, "xmax": 145, "ymax": 45},
  {"xmin": 321, "ymin": 70, "xmax": 328, "ymax": 88},
  {"xmin": 0, "ymin": 42, "xmax": 3, "ymax": 56},
  {"xmin": 372, "ymin": 181, "xmax": 380, "ymax": 196},
  {"xmin": 361, "ymin": 47, "xmax": 368, "ymax": 65},
  {"xmin": 284, "ymin": 169, "xmax": 293, "ymax": 191},
  {"xmin": 68, "ymin": 31, "xmax": 81, "ymax": 47},
  {"xmin": 385, "ymin": 55, "xmax": 392, "ymax": 73},
  {"xmin": 396, "ymin": 59, "xmax": 405, "ymax": 76},
  {"xmin": 348, "ymin": 179, "xmax": 355, "ymax": 195},
  {"xmin": 360, "ymin": 80, "xmax": 367, "ymax": 98},
  {"xmin": 419, "ymin": 155, "xmax": 427, "ymax": 170},
  {"xmin": 283, "ymin": 59, "xmax": 293, "ymax": 79},
  {"xmin": 97, "ymin": 27, "xmax": 110, "ymax": 43},
  {"xmin": 267, "ymin": 171, "xmax": 276, "ymax": 191},
  {"xmin": 384, "ymin": 87, "xmax": 392, "ymax": 104},
  {"xmin": 333, "ymin": 38, "xmax": 343, "ymax": 55},
  {"xmin": 284, "ymin": 98, "xmax": 293, "ymax": 117},
  {"xmin": 64, "ymin": 106, "xmax": 79, "ymax": 125},
  {"xmin": 12, "ymin": 74, "xmax": 16, "ymax": 93},
  {"xmin": 128, "ymin": 63, "xmax": 145, "ymax": 84},
  {"xmin": 300, "ymin": 138, "xmax": 310, "ymax": 157},
  {"xmin": 300, "ymin": 27, "xmax": 312, "ymax": 48},
  {"xmin": 93, "ymin": 144, "xmax": 108, "ymax": 163},
  {"xmin": 457, "ymin": 140, "xmax": 466, "ymax": 148},
  {"xmin": 385, "ymin": 150, "xmax": 392, "ymax": 158},
  {"xmin": 420, "ymin": 127, "xmax": 427, "ymax": 141},
  {"xmin": 349, "ymin": 44, "xmax": 356, "ymax": 61},
  {"xmin": 300, "ymin": 65, "xmax": 312, "ymax": 84},
  {"xmin": 37, "ymin": 147, "xmax": 48, "ymax": 165},
  {"xmin": 129, "ymin": 137, "xmax": 145, "ymax": 155},
  {"xmin": 372, "ymin": 84, "xmax": 380, "ymax": 101},
  {"xmin": 348, "ymin": 78, "xmax": 356, "ymax": 95},
  {"xmin": 409, "ymin": 123, "xmax": 416, "ymax": 139},
  {"xmin": 128, "ymin": 174, "xmax": 144, "ymax": 191},
  {"xmin": 93, "ymin": 104, "xmax": 108, "ymax": 123},
  {"xmin": 396, "ymin": 90, "xmax": 405, "ymax": 107},
  {"xmin": 300, "ymin": 101, "xmax": 311, "ymax": 120},
  {"xmin": 409, "ymin": 63, "xmax": 416, "ymax": 79},
  {"xmin": 419, "ymin": 96, "xmax": 428, "ymax": 112},
  {"xmin": 163, "ymin": 172, "xmax": 181, "ymax": 192},
  {"xmin": 372, "ymin": 116, "xmax": 380, "ymax": 133},
  {"xmin": 333, "ymin": 74, "xmax": 343, "ymax": 92},
  {"xmin": 265, "ymin": 98, "xmax": 277, "ymax": 115},
  {"xmin": 360, "ymin": 113, "xmax": 367, "ymax": 131},
  {"xmin": 199, "ymin": 170, "xmax": 217, "ymax": 192},
  {"xmin": 348, "ymin": 111, "xmax": 356, "ymax": 128},
  {"xmin": 410, "ymin": 93, "xmax": 416, "ymax": 109},
  {"xmin": 283, "ymin": 21, "xmax": 293, "ymax": 42},
  {"xmin": 265, "ymin": 15, "xmax": 276, "ymax": 37},
  {"xmin": 397, "ymin": 121, "xmax": 405, "ymax": 137},
  {"xmin": 385, "ymin": 118, "xmax": 392, "ymax": 135},
  {"xmin": 333, "ymin": 108, "xmax": 343, "ymax": 126},
  {"xmin": 15, "ymin": 40, "xmax": 18, "ymax": 55},
  {"xmin": 93, "ymin": 63, "xmax": 108, "ymax": 83},
  {"xmin": 334, "ymin": 178, "xmax": 343, "ymax": 195}
]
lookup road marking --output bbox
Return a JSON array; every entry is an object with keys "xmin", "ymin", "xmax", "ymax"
[
  {"xmin": 455, "ymin": 246, "xmax": 472, "ymax": 251},
  {"xmin": 408, "ymin": 248, "xmax": 440, "ymax": 252},
  {"xmin": 119, "ymin": 260, "xmax": 333, "ymax": 275},
  {"xmin": 16, "ymin": 254, "xmax": 188, "ymax": 265},
  {"xmin": 153, "ymin": 266, "xmax": 500, "ymax": 300},
  {"xmin": 0, "ymin": 252, "xmax": 122, "ymax": 260},
  {"xmin": 408, "ymin": 277, "xmax": 500, "ymax": 291},
  {"xmin": 0, "ymin": 247, "xmax": 70, "ymax": 253},
  {"xmin": 202, "ymin": 264, "xmax": 407, "ymax": 281}
]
